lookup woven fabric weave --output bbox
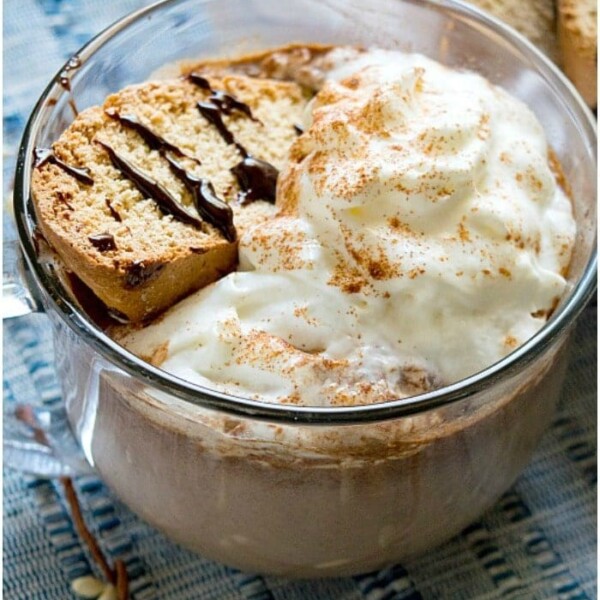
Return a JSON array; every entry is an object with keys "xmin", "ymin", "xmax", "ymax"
[{"xmin": 3, "ymin": 1, "xmax": 597, "ymax": 598}]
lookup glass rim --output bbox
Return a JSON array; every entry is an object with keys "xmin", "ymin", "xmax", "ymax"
[{"xmin": 13, "ymin": 0, "xmax": 598, "ymax": 425}]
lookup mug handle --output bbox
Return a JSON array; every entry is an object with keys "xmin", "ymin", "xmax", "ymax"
[
  {"xmin": 3, "ymin": 239, "xmax": 94, "ymax": 477},
  {"xmin": 3, "ymin": 239, "xmax": 44, "ymax": 319}
]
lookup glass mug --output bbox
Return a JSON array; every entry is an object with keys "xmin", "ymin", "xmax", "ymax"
[{"xmin": 6, "ymin": 0, "xmax": 596, "ymax": 577}]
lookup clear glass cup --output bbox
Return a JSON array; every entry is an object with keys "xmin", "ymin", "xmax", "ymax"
[{"xmin": 8, "ymin": 0, "xmax": 596, "ymax": 577}]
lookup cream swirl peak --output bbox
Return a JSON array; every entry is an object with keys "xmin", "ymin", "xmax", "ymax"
[{"xmin": 121, "ymin": 48, "xmax": 576, "ymax": 406}]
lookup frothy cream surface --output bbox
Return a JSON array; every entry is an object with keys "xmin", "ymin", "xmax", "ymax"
[{"xmin": 121, "ymin": 48, "xmax": 575, "ymax": 406}]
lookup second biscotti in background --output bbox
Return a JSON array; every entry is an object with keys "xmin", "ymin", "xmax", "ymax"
[
  {"xmin": 468, "ymin": 0, "xmax": 597, "ymax": 108},
  {"xmin": 467, "ymin": 0, "xmax": 559, "ymax": 60},
  {"xmin": 558, "ymin": 0, "xmax": 597, "ymax": 108}
]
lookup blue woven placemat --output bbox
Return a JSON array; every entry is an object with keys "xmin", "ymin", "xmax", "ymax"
[{"xmin": 3, "ymin": 2, "xmax": 597, "ymax": 598}]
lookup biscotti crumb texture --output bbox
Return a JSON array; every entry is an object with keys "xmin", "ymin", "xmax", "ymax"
[{"xmin": 32, "ymin": 75, "xmax": 306, "ymax": 322}]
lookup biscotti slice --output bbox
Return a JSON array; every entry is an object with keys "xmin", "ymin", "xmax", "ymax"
[
  {"xmin": 467, "ymin": 0, "xmax": 559, "ymax": 60},
  {"xmin": 558, "ymin": 0, "xmax": 597, "ymax": 107},
  {"xmin": 177, "ymin": 44, "xmax": 335, "ymax": 91},
  {"xmin": 31, "ymin": 75, "xmax": 306, "ymax": 322}
]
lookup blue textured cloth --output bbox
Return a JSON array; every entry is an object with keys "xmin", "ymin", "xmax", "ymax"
[{"xmin": 3, "ymin": 1, "xmax": 597, "ymax": 598}]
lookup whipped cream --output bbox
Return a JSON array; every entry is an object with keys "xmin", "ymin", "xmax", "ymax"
[{"xmin": 121, "ymin": 48, "xmax": 576, "ymax": 406}]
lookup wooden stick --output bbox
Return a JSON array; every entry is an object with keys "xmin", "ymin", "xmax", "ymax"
[
  {"xmin": 14, "ymin": 404, "xmax": 50, "ymax": 447},
  {"xmin": 60, "ymin": 477, "xmax": 116, "ymax": 585},
  {"xmin": 115, "ymin": 559, "xmax": 129, "ymax": 600}
]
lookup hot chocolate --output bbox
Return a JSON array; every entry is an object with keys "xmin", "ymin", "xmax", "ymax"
[{"xmin": 30, "ymin": 44, "xmax": 578, "ymax": 577}]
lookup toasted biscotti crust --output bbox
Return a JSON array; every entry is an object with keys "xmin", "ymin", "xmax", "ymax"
[
  {"xmin": 32, "ymin": 75, "xmax": 306, "ymax": 322},
  {"xmin": 558, "ymin": 0, "xmax": 597, "ymax": 107}
]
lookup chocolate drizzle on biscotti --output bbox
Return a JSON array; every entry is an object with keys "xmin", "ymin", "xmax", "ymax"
[
  {"xmin": 231, "ymin": 157, "xmax": 278, "ymax": 204},
  {"xmin": 88, "ymin": 233, "xmax": 117, "ymax": 252},
  {"xmin": 34, "ymin": 147, "xmax": 94, "ymax": 186},
  {"xmin": 188, "ymin": 74, "xmax": 258, "ymax": 121},
  {"xmin": 105, "ymin": 199, "xmax": 122, "ymax": 222},
  {"xmin": 96, "ymin": 140, "xmax": 204, "ymax": 229},
  {"xmin": 189, "ymin": 73, "xmax": 279, "ymax": 204},
  {"xmin": 125, "ymin": 260, "xmax": 165, "ymax": 289},
  {"xmin": 197, "ymin": 101, "xmax": 237, "ymax": 146},
  {"xmin": 105, "ymin": 111, "xmax": 201, "ymax": 165},
  {"xmin": 56, "ymin": 191, "xmax": 74, "ymax": 211},
  {"xmin": 164, "ymin": 154, "xmax": 236, "ymax": 242},
  {"xmin": 105, "ymin": 110, "xmax": 236, "ymax": 241}
]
